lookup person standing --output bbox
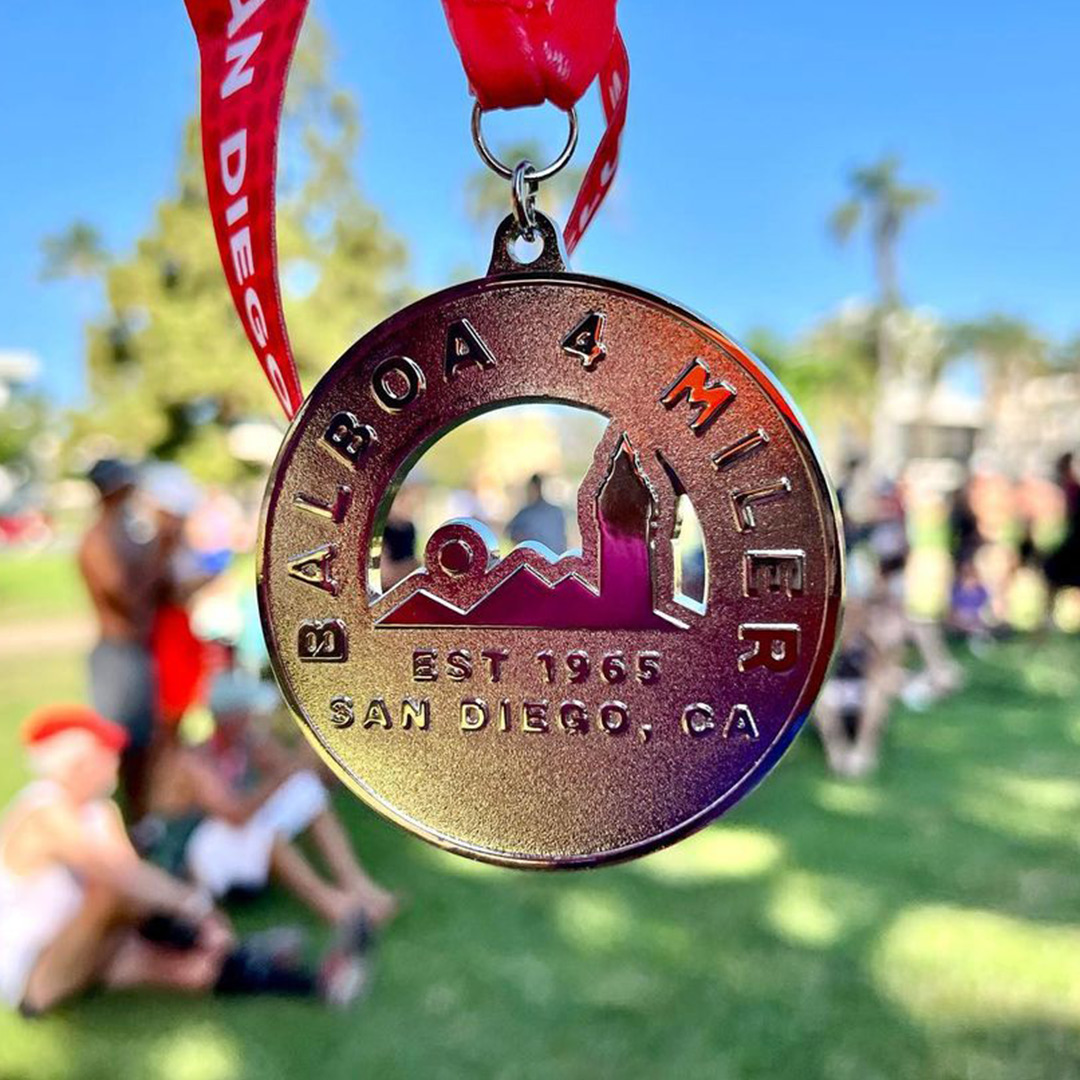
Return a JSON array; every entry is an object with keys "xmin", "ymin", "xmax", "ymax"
[
  {"xmin": 1045, "ymin": 452, "xmax": 1080, "ymax": 611},
  {"xmin": 142, "ymin": 464, "xmax": 217, "ymax": 736},
  {"xmin": 506, "ymin": 473, "xmax": 568, "ymax": 554},
  {"xmin": 77, "ymin": 460, "xmax": 171, "ymax": 815}
]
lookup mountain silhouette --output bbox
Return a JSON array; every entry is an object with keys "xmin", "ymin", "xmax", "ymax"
[{"xmin": 375, "ymin": 434, "xmax": 685, "ymax": 631}]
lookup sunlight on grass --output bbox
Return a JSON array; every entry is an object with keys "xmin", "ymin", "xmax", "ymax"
[
  {"xmin": 633, "ymin": 826, "xmax": 783, "ymax": 883},
  {"xmin": 577, "ymin": 964, "xmax": 665, "ymax": 1011},
  {"xmin": 814, "ymin": 780, "xmax": 884, "ymax": 817},
  {"xmin": 419, "ymin": 846, "xmax": 514, "ymax": 878},
  {"xmin": 995, "ymin": 773, "xmax": 1080, "ymax": 812},
  {"xmin": 1021, "ymin": 646, "xmax": 1080, "ymax": 698},
  {"xmin": 955, "ymin": 769, "xmax": 1080, "ymax": 842},
  {"xmin": 149, "ymin": 1023, "xmax": 241, "ymax": 1080},
  {"xmin": 872, "ymin": 904, "xmax": 1080, "ymax": 1028},
  {"xmin": 0, "ymin": 1013, "xmax": 73, "ymax": 1079},
  {"xmin": 553, "ymin": 889, "xmax": 632, "ymax": 951},
  {"xmin": 0, "ymin": 634, "xmax": 1077, "ymax": 1076},
  {"xmin": 766, "ymin": 872, "xmax": 881, "ymax": 948}
]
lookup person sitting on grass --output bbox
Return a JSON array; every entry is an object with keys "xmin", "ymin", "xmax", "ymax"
[
  {"xmin": 136, "ymin": 670, "xmax": 398, "ymax": 941},
  {"xmin": 0, "ymin": 705, "xmax": 367, "ymax": 1016}
]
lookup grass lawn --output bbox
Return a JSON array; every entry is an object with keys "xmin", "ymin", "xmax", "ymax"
[
  {"xmin": 0, "ymin": 549, "xmax": 88, "ymax": 625},
  {"xmin": 0, "ymin": 623, "xmax": 1079, "ymax": 1079}
]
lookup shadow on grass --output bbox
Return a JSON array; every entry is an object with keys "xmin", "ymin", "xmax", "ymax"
[{"xmin": 3, "ymin": 636, "xmax": 1080, "ymax": 1080}]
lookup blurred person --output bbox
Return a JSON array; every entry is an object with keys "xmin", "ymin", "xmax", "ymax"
[
  {"xmin": 187, "ymin": 486, "xmax": 243, "ymax": 578},
  {"xmin": 136, "ymin": 670, "xmax": 398, "ymax": 939},
  {"xmin": 948, "ymin": 559, "xmax": 995, "ymax": 652},
  {"xmin": 834, "ymin": 452, "xmax": 868, "ymax": 538},
  {"xmin": 380, "ymin": 518, "xmax": 419, "ymax": 591},
  {"xmin": 1044, "ymin": 452, "xmax": 1080, "ymax": 613},
  {"xmin": 815, "ymin": 548, "xmax": 906, "ymax": 777},
  {"xmin": 948, "ymin": 477, "xmax": 983, "ymax": 573},
  {"xmin": 143, "ymin": 464, "xmax": 219, "ymax": 736},
  {"xmin": 0, "ymin": 705, "xmax": 363, "ymax": 1015},
  {"xmin": 871, "ymin": 482, "xmax": 961, "ymax": 706},
  {"xmin": 507, "ymin": 472, "xmax": 567, "ymax": 553},
  {"xmin": 78, "ymin": 459, "xmax": 170, "ymax": 814}
]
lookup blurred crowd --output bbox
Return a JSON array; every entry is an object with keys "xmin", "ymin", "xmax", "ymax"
[
  {"xmin": 0, "ymin": 458, "xmax": 399, "ymax": 1017},
  {"xmin": 0, "ymin": 457, "xmax": 577, "ymax": 1019},
  {"xmin": 2, "ymin": 438, "xmax": 1078, "ymax": 1019},
  {"xmin": 813, "ymin": 451, "xmax": 1080, "ymax": 777}
]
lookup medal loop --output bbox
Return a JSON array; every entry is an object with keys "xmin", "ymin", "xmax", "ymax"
[
  {"xmin": 511, "ymin": 160, "xmax": 539, "ymax": 241},
  {"xmin": 444, "ymin": 1, "xmax": 628, "ymax": 255},
  {"xmin": 470, "ymin": 102, "xmax": 579, "ymax": 183}
]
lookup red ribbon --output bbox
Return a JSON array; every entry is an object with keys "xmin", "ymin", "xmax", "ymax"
[
  {"xmin": 442, "ymin": 0, "xmax": 629, "ymax": 255},
  {"xmin": 184, "ymin": 0, "xmax": 627, "ymax": 417},
  {"xmin": 185, "ymin": 0, "xmax": 309, "ymax": 419}
]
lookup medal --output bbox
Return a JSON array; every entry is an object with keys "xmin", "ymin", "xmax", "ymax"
[{"xmin": 185, "ymin": 0, "xmax": 842, "ymax": 868}]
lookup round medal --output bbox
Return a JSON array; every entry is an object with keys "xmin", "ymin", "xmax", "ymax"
[{"xmin": 258, "ymin": 214, "xmax": 843, "ymax": 868}]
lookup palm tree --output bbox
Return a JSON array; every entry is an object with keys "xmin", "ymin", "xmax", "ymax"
[
  {"xmin": 830, "ymin": 157, "xmax": 936, "ymax": 474},
  {"xmin": 40, "ymin": 221, "xmax": 108, "ymax": 281},
  {"xmin": 948, "ymin": 314, "xmax": 1048, "ymax": 413},
  {"xmin": 830, "ymin": 155, "xmax": 936, "ymax": 312}
]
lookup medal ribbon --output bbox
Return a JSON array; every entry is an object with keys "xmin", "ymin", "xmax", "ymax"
[
  {"xmin": 184, "ymin": 0, "xmax": 627, "ymax": 418},
  {"xmin": 441, "ymin": 0, "xmax": 629, "ymax": 255},
  {"xmin": 184, "ymin": 0, "xmax": 310, "ymax": 419}
]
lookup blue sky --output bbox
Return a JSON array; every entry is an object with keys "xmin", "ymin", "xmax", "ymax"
[{"xmin": 2, "ymin": 1, "xmax": 1078, "ymax": 404}]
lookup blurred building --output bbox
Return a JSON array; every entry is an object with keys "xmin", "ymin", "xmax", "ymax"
[
  {"xmin": 893, "ymin": 378, "xmax": 984, "ymax": 492},
  {"xmin": 984, "ymin": 371, "xmax": 1080, "ymax": 475}
]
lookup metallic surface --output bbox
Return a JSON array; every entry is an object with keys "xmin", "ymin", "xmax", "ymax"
[
  {"xmin": 511, "ymin": 159, "xmax": 540, "ymax": 240},
  {"xmin": 471, "ymin": 101, "xmax": 579, "ymax": 183},
  {"xmin": 258, "ymin": 214, "xmax": 843, "ymax": 868}
]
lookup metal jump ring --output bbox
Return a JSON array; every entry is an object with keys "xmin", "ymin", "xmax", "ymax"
[
  {"xmin": 471, "ymin": 102, "xmax": 579, "ymax": 183},
  {"xmin": 511, "ymin": 160, "xmax": 539, "ymax": 239}
]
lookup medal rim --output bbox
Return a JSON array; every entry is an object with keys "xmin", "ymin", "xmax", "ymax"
[{"xmin": 257, "ymin": 267, "xmax": 845, "ymax": 869}]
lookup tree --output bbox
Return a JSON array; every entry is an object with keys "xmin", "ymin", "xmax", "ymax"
[
  {"xmin": 48, "ymin": 19, "xmax": 410, "ymax": 483},
  {"xmin": 830, "ymin": 155, "xmax": 936, "ymax": 474},
  {"xmin": 948, "ymin": 314, "xmax": 1048, "ymax": 413},
  {"xmin": 830, "ymin": 155, "xmax": 935, "ymax": 313},
  {"xmin": 748, "ymin": 307, "xmax": 878, "ymax": 450},
  {"xmin": 40, "ymin": 222, "xmax": 108, "ymax": 281}
]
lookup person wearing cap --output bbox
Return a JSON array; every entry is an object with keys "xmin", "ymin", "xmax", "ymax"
[
  {"xmin": 0, "ymin": 705, "xmax": 371, "ymax": 1013},
  {"xmin": 0, "ymin": 705, "xmax": 230, "ymax": 1013},
  {"xmin": 78, "ymin": 458, "xmax": 173, "ymax": 814},
  {"xmin": 138, "ymin": 670, "xmax": 398, "ymax": 936}
]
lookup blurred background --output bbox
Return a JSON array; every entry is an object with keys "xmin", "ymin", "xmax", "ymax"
[{"xmin": 2, "ymin": 2, "xmax": 1080, "ymax": 1078}]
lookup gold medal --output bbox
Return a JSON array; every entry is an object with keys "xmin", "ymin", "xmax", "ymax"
[
  {"xmin": 183, "ymin": 2, "xmax": 842, "ymax": 867},
  {"xmin": 258, "ymin": 213, "xmax": 842, "ymax": 867}
]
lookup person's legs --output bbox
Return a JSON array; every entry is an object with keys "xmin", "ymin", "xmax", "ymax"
[
  {"xmin": 812, "ymin": 693, "xmax": 853, "ymax": 775},
  {"xmin": 269, "ymin": 836, "xmax": 357, "ymax": 926},
  {"xmin": 907, "ymin": 617, "xmax": 963, "ymax": 695},
  {"xmin": 21, "ymin": 884, "xmax": 124, "ymax": 1012},
  {"xmin": 847, "ymin": 660, "xmax": 895, "ymax": 777},
  {"xmin": 89, "ymin": 641, "xmax": 158, "ymax": 818},
  {"xmin": 21, "ymin": 883, "xmax": 229, "ymax": 1013},
  {"xmin": 306, "ymin": 812, "xmax": 399, "ymax": 926},
  {"xmin": 99, "ymin": 926, "xmax": 229, "ymax": 995},
  {"xmin": 252, "ymin": 770, "xmax": 398, "ymax": 927}
]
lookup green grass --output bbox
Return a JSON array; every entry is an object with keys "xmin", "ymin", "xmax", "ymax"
[
  {"xmin": 0, "ymin": 550, "xmax": 88, "ymax": 624},
  {"xmin": 1, "ymin": 635, "xmax": 1080, "ymax": 1079}
]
